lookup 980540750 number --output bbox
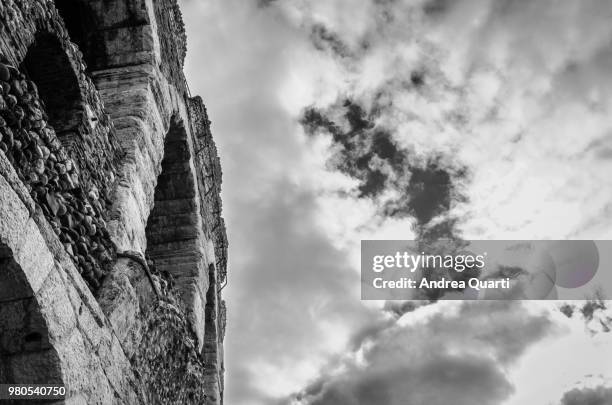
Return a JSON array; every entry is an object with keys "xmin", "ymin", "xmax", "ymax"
[{"xmin": 0, "ymin": 384, "xmax": 66, "ymax": 400}]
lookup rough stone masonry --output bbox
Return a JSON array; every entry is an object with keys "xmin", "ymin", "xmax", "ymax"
[{"xmin": 0, "ymin": 0, "xmax": 227, "ymax": 403}]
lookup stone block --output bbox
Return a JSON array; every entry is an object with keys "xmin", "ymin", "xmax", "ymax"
[
  {"xmin": 149, "ymin": 198, "xmax": 196, "ymax": 214},
  {"xmin": 173, "ymin": 280, "xmax": 205, "ymax": 351},
  {"xmin": 35, "ymin": 267, "xmax": 77, "ymax": 343},
  {"xmin": 96, "ymin": 333, "xmax": 139, "ymax": 403},
  {"xmin": 92, "ymin": 0, "xmax": 150, "ymax": 27},
  {"xmin": 0, "ymin": 173, "xmax": 30, "ymax": 253},
  {"xmin": 57, "ymin": 328, "xmax": 115, "ymax": 404},
  {"xmin": 75, "ymin": 301, "xmax": 109, "ymax": 351},
  {"xmin": 14, "ymin": 219, "xmax": 55, "ymax": 295}
]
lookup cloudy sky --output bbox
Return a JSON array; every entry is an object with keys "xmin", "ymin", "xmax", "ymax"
[{"xmin": 179, "ymin": 0, "xmax": 612, "ymax": 404}]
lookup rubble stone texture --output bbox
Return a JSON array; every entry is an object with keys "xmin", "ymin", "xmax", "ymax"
[{"xmin": 0, "ymin": 0, "xmax": 227, "ymax": 404}]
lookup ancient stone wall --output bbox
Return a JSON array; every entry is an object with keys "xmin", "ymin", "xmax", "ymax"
[
  {"xmin": 0, "ymin": 0, "xmax": 227, "ymax": 403},
  {"xmin": 189, "ymin": 96, "xmax": 227, "ymax": 283},
  {"xmin": 0, "ymin": 0, "xmax": 121, "ymax": 290}
]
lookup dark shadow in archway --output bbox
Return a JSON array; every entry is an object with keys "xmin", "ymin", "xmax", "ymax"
[
  {"xmin": 53, "ymin": 0, "xmax": 104, "ymax": 71},
  {"xmin": 21, "ymin": 32, "xmax": 85, "ymax": 147},
  {"xmin": 0, "ymin": 244, "xmax": 63, "ymax": 384},
  {"xmin": 145, "ymin": 117, "xmax": 201, "ymax": 287}
]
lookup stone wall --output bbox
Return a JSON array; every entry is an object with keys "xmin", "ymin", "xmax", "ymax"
[
  {"xmin": 0, "ymin": 0, "xmax": 122, "ymax": 290},
  {"xmin": 153, "ymin": 0, "xmax": 188, "ymax": 95},
  {"xmin": 189, "ymin": 96, "xmax": 227, "ymax": 401},
  {"xmin": 0, "ymin": 0, "xmax": 227, "ymax": 403},
  {"xmin": 0, "ymin": 241, "xmax": 64, "ymax": 386},
  {"xmin": 0, "ymin": 153, "xmax": 145, "ymax": 404},
  {"xmin": 190, "ymin": 96, "xmax": 228, "ymax": 284}
]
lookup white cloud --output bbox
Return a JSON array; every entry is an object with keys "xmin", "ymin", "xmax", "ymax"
[{"xmin": 180, "ymin": 0, "xmax": 612, "ymax": 403}]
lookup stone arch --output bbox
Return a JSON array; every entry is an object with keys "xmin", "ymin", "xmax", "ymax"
[
  {"xmin": 145, "ymin": 116, "xmax": 199, "ymax": 267},
  {"xmin": 8, "ymin": 30, "xmax": 120, "ymax": 291},
  {"xmin": 0, "ymin": 243, "xmax": 63, "ymax": 384},
  {"xmin": 20, "ymin": 32, "xmax": 86, "ymax": 145},
  {"xmin": 145, "ymin": 115, "xmax": 208, "ymax": 349}
]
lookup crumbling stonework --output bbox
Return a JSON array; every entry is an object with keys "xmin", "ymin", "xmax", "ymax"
[{"xmin": 0, "ymin": 0, "xmax": 227, "ymax": 403}]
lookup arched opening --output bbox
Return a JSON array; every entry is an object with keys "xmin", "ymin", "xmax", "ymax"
[
  {"xmin": 145, "ymin": 118, "xmax": 199, "ymax": 268},
  {"xmin": 0, "ymin": 244, "xmax": 63, "ymax": 384},
  {"xmin": 12, "ymin": 32, "xmax": 116, "ymax": 291},
  {"xmin": 53, "ymin": 0, "xmax": 102, "ymax": 70},
  {"xmin": 145, "ymin": 117, "xmax": 209, "ymax": 348},
  {"xmin": 21, "ymin": 32, "xmax": 84, "ymax": 144},
  {"xmin": 145, "ymin": 117, "xmax": 205, "ymax": 291}
]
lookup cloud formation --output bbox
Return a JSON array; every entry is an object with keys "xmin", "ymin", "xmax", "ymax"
[
  {"xmin": 300, "ymin": 99, "xmax": 467, "ymax": 227},
  {"xmin": 276, "ymin": 0, "xmax": 612, "ymax": 239},
  {"xmin": 559, "ymin": 386, "xmax": 612, "ymax": 405},
  {"xmin": 179, "ymin": 0, "xmax": 612, "ymax": 403},
  {"xmin": 292, "ymin": 302, "xmax": 556, "ymax": 405}
]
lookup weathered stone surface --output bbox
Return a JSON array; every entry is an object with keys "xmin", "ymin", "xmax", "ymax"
[
  {"xmin": 190, "ymin": 97, "xmax": 228, "ymax": 285},
  {"xmin": 14, "ymin": 218, "xmax": 55, "ymax": 294},
  {"xmin": 0, "ymin": 168, "xmax": 30, "ymax": 251},
  {"xmin": 0, "ymin": 172, "xmax": 141, "ymax": 402},
  {"xmin": 0, "ymin": 0, "xmax": 227, "ymax": 402},
  {"xmin": 0, "ymin": 32, "xmax": 120, "ymax": 290},
  {"xmin": 98, "ymin": 258, "xmax": 145, "ymax": 353},
  {"xmin": 131, "ymin": 298, "xmax": 212, "ymax": 404}
]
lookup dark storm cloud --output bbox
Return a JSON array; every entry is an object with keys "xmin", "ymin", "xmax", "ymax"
[
  {"xmin": 295, "ymin": 0, "xmax": 469, "ymax": 236},
  {"xmin": 300, "ymin": 99, "xmax": 468, "ymax": 227},
  {"xmin": 559, "ymin": 386, "xmax": 612, "ymax": 405},
  {"xmin": 301, "ymin": 97, "xmax": 471, "ymax": 301},
  {"xmin": 293, "ymin": 301, "xmax": 556, "ymax": 405}
]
